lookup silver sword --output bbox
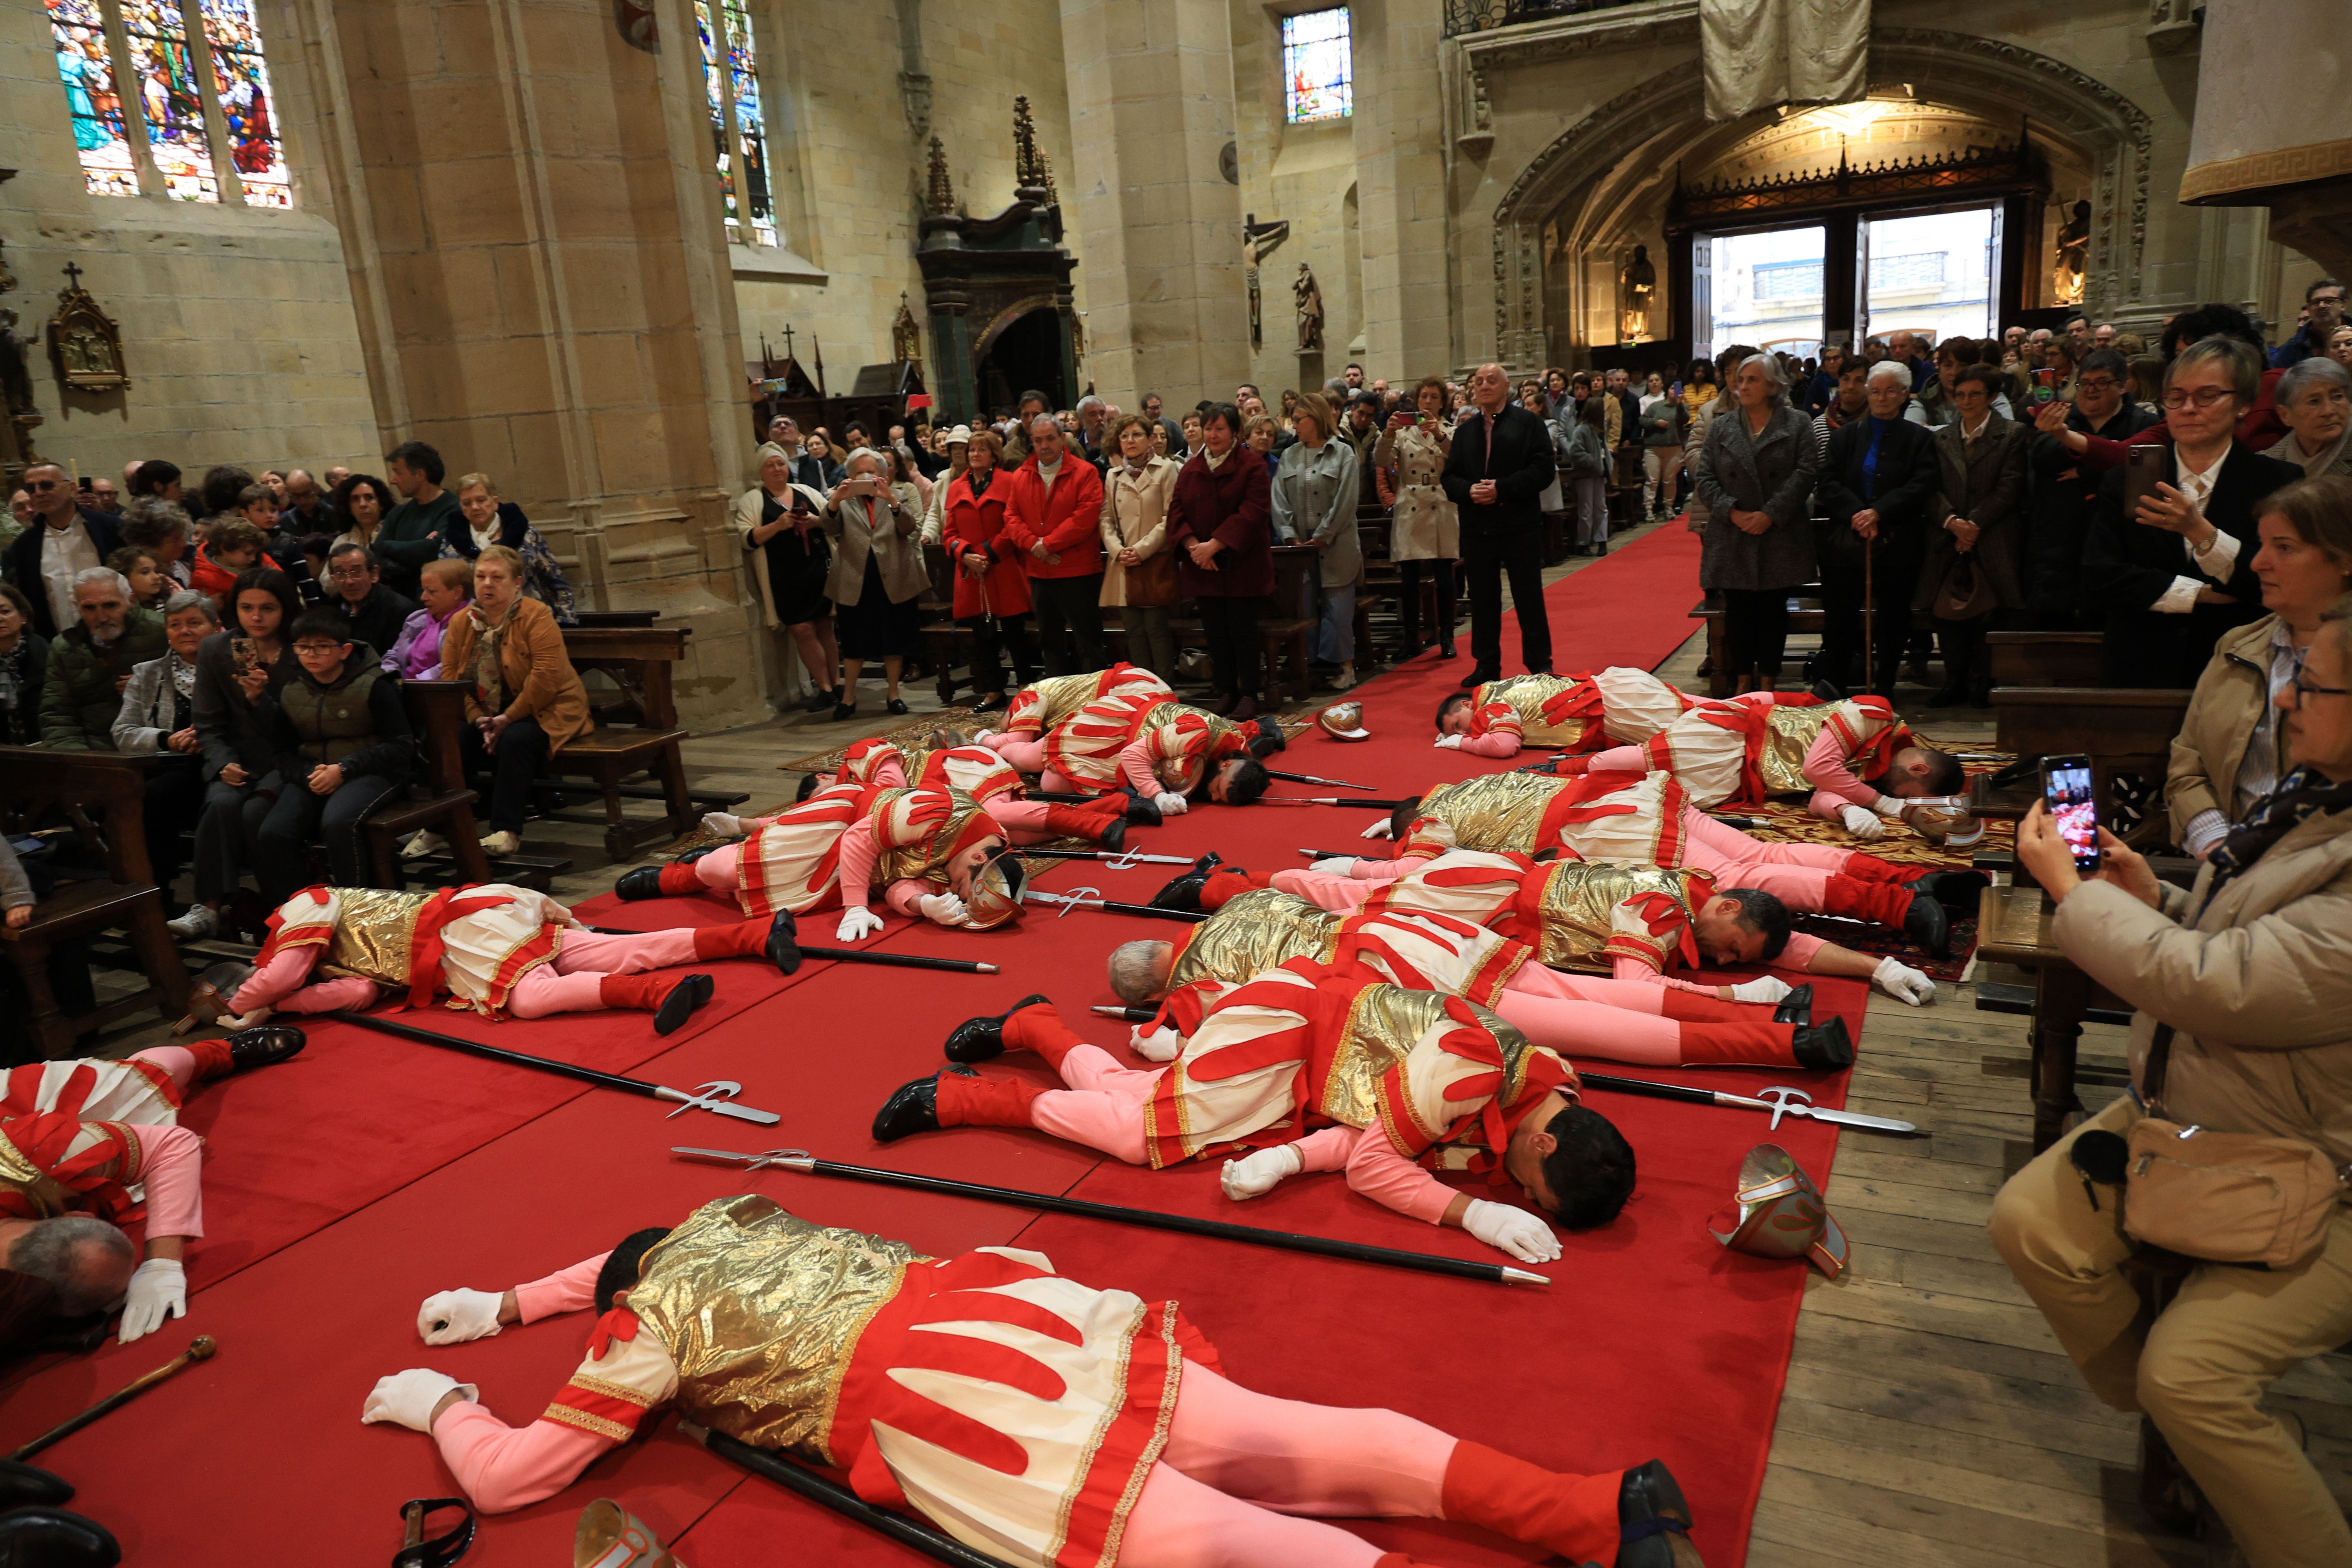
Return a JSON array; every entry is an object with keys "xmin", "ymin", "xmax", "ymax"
[
  {"xmin": 1742, "ymin": 1085, "xmax": 1916, "ymax": 1134},
  {"xmin": 657, "ymin": 1080, "xmax": 782, "ymax": 1124}
]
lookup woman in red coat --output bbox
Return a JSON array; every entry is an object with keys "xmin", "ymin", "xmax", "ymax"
[
  {"xmin": 1167, "ymin": 402, "xmax": 1275, "ymax": 719},
  {"xmin": 941, "ymin": 430, "xmax": 1039, "ymax": 713}
]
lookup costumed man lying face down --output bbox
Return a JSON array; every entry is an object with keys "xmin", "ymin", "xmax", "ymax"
[
  {"xmin": 369, "ymin": 1194, "xmax": 1709, "ymax": 1566},
  {"xmin": 975, "ymin": 676, "xmax": 1286, "ymax": 815},
  {"xmin": 1432, "ymin": 667, "xmax": 1693, "ymax": 759}
]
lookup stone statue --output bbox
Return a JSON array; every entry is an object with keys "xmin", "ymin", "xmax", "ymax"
[
  {"xmin": 2053, "ymin": 199, "xmax": 2091, "ymax": 308},
  {"xmin": 891, "ymin": 292, "xmax": 921, "ymax": 365},
  {"xmin": 1240, "ymin": 215, "xmax": 1288, "ymax": 353},
  {"xmin": 1295, "ymin": 263, "xmax": 1324, "ymax": 354},
  {"xmin": 1618, "ymin": 243, "xmax": 1656, "ymax": 344}
]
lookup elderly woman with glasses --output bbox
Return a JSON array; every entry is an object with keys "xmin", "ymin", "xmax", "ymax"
[
  {"xmin": 2267, "ymin": 355, "xmax": 2352, "ymax": 481},
  {"xmin": 1693, "ymin": 351, "xmax": 1818, "ymax": 693},
  {"xmin": 2082, "ymin": 337, "xmax": 2306, "ymax": 686}
]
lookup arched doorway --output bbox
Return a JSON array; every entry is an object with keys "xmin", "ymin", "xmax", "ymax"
[{"xmin": 973, "ymin": 303, "xmax": 1068, "ymax": 418}]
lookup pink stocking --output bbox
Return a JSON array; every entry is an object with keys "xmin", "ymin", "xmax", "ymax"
[
  {"xmin": 1268, "ymin": 870, "xmax": 1377, "ymax": 911},
  {"xmin": 1163, "ymin": 1359, "xmax": 1452, "ymax": 1517},
  {"xmin": 1116, "ymin": 1465, "xmax": 1389, "ymax": 1568},
  {"xmin": 1024, "ymin": 1043, "xmax": 1157, "ymax": 1165},
  {"xmin": 694, "ymin": 843, "xmax": 745, "ymax": 891},
  {"xmin": 1490, "ymin": 993, "xmax": 1685, "ymax": 1066},
  {"xmin": 1582, "ymin": 742, "xmax": 1646, "ymax": 775},
  {"xmin": 551, "ymin": 928, "xmax": 699, "ymax": 974},
  {"xmin": 1503, "ymin": 965, "xmax": 1666, "ymax": 1015},
  {"xmin": 992, "ymin": 738, "xmax": 1048, "ymax": 772},
  {"xmin": 128, "ymin": 1046, "xmax": 198, "ymax": 1093},
  {"xmin": 1679, "ymin": 806, "xmax": 1856, "ymax": 870},
  {"xmin": 984, "ymin": 799, "xmax": 1055, "ymax": 844},
  {"xmin": 504, "ymin": 968, "xmax": 615, "ymax": 1020}
]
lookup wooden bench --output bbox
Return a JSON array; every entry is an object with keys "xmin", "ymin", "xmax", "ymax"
[
  {"xmin": 0, "ymin": 749, "xmax": 189, "ymax": 1056},
  {"xmin": 1985, "ymin": 630, "xmax": 2104, "ymax": 688},
  {"xmin": 373, "ymin": 682, "xmax": 571, "ymax": 891},
  {"xmin": 570, "ymin": 610, "xmax": 662, "ymax": 630},
  {"xmin": 1974, "ymin": 883, "xmax": 2108, "ymax": 1152},
  {"xmin": 1690, "ymin": 588, "xmax": 1826, "ymax": 698},
  {"xmin": 547, "ymin": 626, "xmax": 697, "ymax": 860},
  {"xmin": 1972, "ymin": 686, "xmax": 2194, "ymax": 847}
]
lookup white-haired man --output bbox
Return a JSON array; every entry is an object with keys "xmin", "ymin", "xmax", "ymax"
[
  {"xmin": 41, "ymin": 569, "xmax": 166, "ymax": 749},
  {"xmin": 1813, "ymin": 359, "xmax": 1943, "ymax": 694}
]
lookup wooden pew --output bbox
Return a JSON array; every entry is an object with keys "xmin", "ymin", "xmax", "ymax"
[
  {"xmin": 362, "ymin": 682, "xmax": 497, "ymax": 890},
  {"xmin": 1985, "ymin": 630, "xmax": 2103, "ymax": 688},
  {"xmin": 549, "ymin": 626, "xmax": 697, "ymax": 859},
  {"xmin": 0, "ymin": 748, "xmax": 189, "ymax": 1055},
  {"xmin": 1971, "ymin": 687, "xmax": 2193, "ymax": 846}
]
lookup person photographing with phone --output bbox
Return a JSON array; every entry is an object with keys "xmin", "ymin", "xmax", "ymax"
[{"xmin": 1991, "ymin": 589, "xmax": 2352, "ymax": 1568}]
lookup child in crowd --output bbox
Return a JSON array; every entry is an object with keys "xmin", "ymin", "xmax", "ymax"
[
  {"xmin": 383, "ymin": 556, "xmax": 472, "ymax": 679},
  {"xmin": 189, "ymin": 520, "xmax": 267, "ymax": 608},
  {"xmin": 120, "ymin": 496, "xmax": 194, "ymax": 588},
  {"xmin": 108, "ymin": 547, "xmax": 172, "ymax": 611},
  {"xmin": 254, "ymin": 608, "xmax": 416, "ymax": 900}
]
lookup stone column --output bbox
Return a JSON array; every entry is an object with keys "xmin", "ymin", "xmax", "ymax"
[
  {"xmin": 1353, "ymin": 0, "xmax": 1454, "ymax": 380},
  {"xmin": 1055, "ymin": 0, "xmax": 1247, "ymax": 409},
  {"xmin": 306, "ymin": 0, "xmax": 769, "ymax": 729}
]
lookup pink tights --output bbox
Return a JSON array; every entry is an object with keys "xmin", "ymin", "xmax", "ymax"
[
  {"xmin": 1677, "ymin": 805, "xmax": 1851, "ymax": 911},
  {"xmin": 128, "ymin": 1046, "xmax": 197, "ymax": 1092},
  {"xmin": 985, "ymin": 799, "xmax": 1055, "ymax": 844},
  {"xmin": 692, "ymin": 843, "xmax": 744, "ymax": 889},
  {"xmin": 508, "ymin": 927, "xmax": 702, "ymax": 1019},
  {"xmin": 1267, "ymin": 860, "xmax": 1423, "ymax": 911},
  {"xmin": 991, "ymin": 737, "xmax": 1048, "ymax": 772},
  {"xmin": 1118, "ymin": 1360, "xmax": 1454, "ymax": 1568},
  {"xmin": 1493, "ymin": 963, "xmax": 1685, "ymax": 1066},
  {"xmin": 1026, "ymin": 1044, "xmax": 1154, "ymax": 1164}
]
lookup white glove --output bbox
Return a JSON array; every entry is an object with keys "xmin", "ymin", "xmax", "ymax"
[
  {"xmin": 361, "ymin": 1368, "xmax": 478, "ymax": 1433},
  {"xmin": 1220, "ymin": 1143, "xmax": 1306, "ymax": 1201},
  {"xmin": 1359, "ymin": 818, "xmax": 1395, "ymax": 840},
  {"xmin": 1310, "ymin": 857, "xmax": 1357, "ymax": 876},
  {"xmin": 1129, "ymin": 1023, "xmax": 1183, "ymax": 1062},
  {"xmin": 835, "ymin": 906, "xmax": 886, "ymax": 942},
  {"xmin": 117, "ymin": 1257, "xmax": 185, "ymax": 1344},
  {"xmin": 1870, "ymin": 794, "xmax": 1907, "ymax": 819},
  {"xmin": 1729, "ymin": 976, "xmax": 1794, "ymax": 1005},
  {"xmin": 417, "ymin": 1287, "xmax": 505, "ymax": 1346},
  {"xmin": 1837, "ymin": 803, "xmax": 1886, "ymax": 840},
  {"xmin": 701, "ymin": 810, "xmax": 745, "ymax": 838},
  {"xmin": 970, "ymin": 728, "xmax": 997, "ymax": 744},
  {"xmin": 1433, "ymin": 734, "xmax": 1464, "ymax": 750},
  {"xmin": 917, "ymin": 892, "xmax": 968, "ymax": 927},
  {"xmin": 1873, "ymin": 955, "xmax": 1937, "ymax": 1006},
  {"xmin": 1462, "ymin": 1199, "xmax": 1562, "ymax": 1263},
  {"xmin": 219, "ymin": 1006, "xmax": 272, "ymax": 1031},
  {"xmin": 1152, "ymin": 791, "xmax": 1188, "ymax": 816}
]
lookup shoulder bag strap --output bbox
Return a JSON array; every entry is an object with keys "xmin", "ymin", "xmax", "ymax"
[{"xmin": 2140, "ymin": 1020, "xmax": 2176, "ymax": 1118}]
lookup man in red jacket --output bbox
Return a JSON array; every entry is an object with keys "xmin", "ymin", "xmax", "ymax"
[{"xmin": 1003, "ymin": 417, "xmax": 1108, "ymax": 678}]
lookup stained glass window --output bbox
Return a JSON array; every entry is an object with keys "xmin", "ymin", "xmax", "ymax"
[
  {"xmin": 200, "ymin": 0, "xmax": 289, "ymax": 207},
  {"xmin": 45, "ymin": 1, "xmax": 138, "ymax": 197},
  {"xmin": 43, "ymin": 0, "xmax": 291, "ymax": 207},
  {"xmin": 1282, "ymin": 8, "xmax": 1352, "ymax": 124},
  {"xmin": 691, "ymin": 0, "xmax": 778, "ymax": 247}
]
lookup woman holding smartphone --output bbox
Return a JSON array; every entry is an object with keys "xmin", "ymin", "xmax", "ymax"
[
  {"xmin": 176, "ymin": 567, "xmax": 302, "ymax": 940},
  {"xmin": 1373, "ymin": 376, "xmax": 1458, "ymax": 658},
  {"xmin": 737, "ymin": 449, "xmax": 838, "ymax": 714},
  {"xmin": 822, "ymin": 448, "xmax": 925, "ymax": 719}
]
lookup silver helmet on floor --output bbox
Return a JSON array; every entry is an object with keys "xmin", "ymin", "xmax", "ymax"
[{"xmin": 1316, "ymin": 701, "xmax": 1370, "ymax": 742}]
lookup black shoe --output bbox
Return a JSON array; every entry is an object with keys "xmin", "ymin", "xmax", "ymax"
[
  {"xmin": 803, "ymin": 688, "xmax": 834, "ymax": 713},
  {"xmin": 224, "ymin": 1024, "xmax": 306, "ymax": 1072},
  {"xmin": 1771, "ymin": 982, "xmax": 1814, "ymax": 1026},
  {"xmin": 1793, "ymin": 1015, "xmax": 1855, "ymax": 1071},
  {"xmin": 943, "ymin": 993, "xmax": 1053, "ymax": 1063},
  {"xmin": 1904, "ymin": 891, "xmax": 1952, "ymax": 959},
  {"xmin": 1926, "ymin": 684, "xmax": 1965, "ymax": 708},
  {"xmin": 1903, "ymin": 868, "xmax": 1990, "ymax": 909},
  {"xmin": 1149, "ymin": 853, "xmax": 1224, "ymax": 912},
  {"xmin": 1098, "ymin": 818, "xmax": 1128, "ymax": 853},
  {"xmin": 1459, "ymin": 668, "xmax": 1500, "ymax": 690},
  {"xmin": 1615, "ymin": 1459, "xmax": 1699, "ymax": 1568},
  {"xmin": 1436, "ymin": 641, "xmax": 1457, "ymax": 659},
  {"xmin": 766, "ymin": 911, "xmax": 802, "ymax": 975},
  {"xmin": 615, "ymin": 866, "xmax": 668, "ymax": 901},
  {"xmin": 0, "ymin": 1507, "xmax": 120, "ymax": 1568},
  {"xmin": 887, "ymin": 698, "xmax": 910, "ymax": 716},
  {"xmin": 653, "ymin": 973, "xmax": 715, "ymax": 1036},
  {"xmin": 0, "ymin": 1460, "xmax": 72, "ymax": 1509},
  {"xmin": 973, "ymin": 692, "xmax": 1009, "ymax": 714},
  {"xmin": 872, "ymin": 1073, "xmax": 945, "ymax": 1142},
  {"xmin": 832, "ymin": 702, "xmax": 857, "ymax": 722},
  {"xmin": 1809, "ymin": 677, "xmax": 1844, "ymax": 702},
  {"xmin": 1122, "ymin": 791, "xmax": 1163, "ymax": 827}
]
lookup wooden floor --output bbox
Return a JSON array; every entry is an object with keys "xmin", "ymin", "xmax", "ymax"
[{"xmin": 86, "ymin": 516, "xmax": 2352, "ymax": 1561}]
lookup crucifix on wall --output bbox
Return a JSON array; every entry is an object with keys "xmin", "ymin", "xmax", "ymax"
[{"xmin": 1241, "ymin": 214, "xmax": 1290, "ymax": 352}]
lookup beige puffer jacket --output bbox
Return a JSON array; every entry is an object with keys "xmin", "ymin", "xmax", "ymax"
[
  {"xmin": 2051, "ymin": 806, "xmax": 2352, "ymax": 1170},
  {"xmin": 2166, "ymin": 614, "xmax": 2288, "ymax": 847}
]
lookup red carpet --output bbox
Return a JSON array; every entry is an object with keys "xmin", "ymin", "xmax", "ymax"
[{"xmin": 2, "ymin": 524, "xmax": 1858, "ymax": 1566}]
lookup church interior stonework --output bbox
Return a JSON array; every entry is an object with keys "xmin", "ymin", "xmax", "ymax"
[{"xmin": 2, "ymin": 0, "xmax": 2350, "ymax": 1563}]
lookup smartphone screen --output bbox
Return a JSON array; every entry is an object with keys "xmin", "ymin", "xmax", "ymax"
[
  {"xmin": 2042, "ymin": 755, "xmax": 2100, "ymax": 871},
  {"xmin": 2122, "ymin": 444, "xmax": 2167, "ymax": 516},
  {"xmin": 2033, "ymin": 367, "xmax": 2058, "ymax": 403}
]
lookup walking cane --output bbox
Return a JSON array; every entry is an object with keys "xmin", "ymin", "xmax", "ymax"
[{"xmin": 1860, "ymin": 532, "xmax": 1875, "ymax": 697}]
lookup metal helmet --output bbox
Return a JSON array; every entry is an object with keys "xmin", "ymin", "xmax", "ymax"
[
  {"xmin": 574, "ymin": 1498, "xmax": 678, "ymax": 1568},
  {"xmin": 175, "ymin": 959, "xmax": 258, "ymax": 1035},
  {"xmin": 962, "ymin": 845, "xmax": 1028, "ymax": 931},
  {"xmin": 1901, "ymin": 796, "xmax": 1985, "ymax": 849},
  {"xmin": 1707, "ymin": 1142, "xmax": 1847, "ymax": 1279},
  {"xmin": 1316, "ymin": 701, "xmax": 1370, "ymax": 742}
]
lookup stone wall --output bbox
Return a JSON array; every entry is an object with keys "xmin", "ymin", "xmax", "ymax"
[{"xmin": 0, "ymin": 0, "xmax": 379, "ymax": 486}]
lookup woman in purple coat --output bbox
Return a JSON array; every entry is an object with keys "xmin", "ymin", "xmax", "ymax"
[{"xmin": 1165, "ymin": 403, "xmax": 1274, "ymax": 719}]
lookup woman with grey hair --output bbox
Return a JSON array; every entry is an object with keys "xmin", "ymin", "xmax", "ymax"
[
  {"xmin": 822, "ymin": 446, "xmax": 926, "ymax": 719},
  {"xmin": 1694, "ymin": 351, "xmax": 1819, "ymax": 692},
  {"xmin": 114, "ymin": 589, "xmax": 219, "ymax": 913},
  {"xmin": 2269, "ymin": 355, "xmax": 2352, "ymax": 479}
]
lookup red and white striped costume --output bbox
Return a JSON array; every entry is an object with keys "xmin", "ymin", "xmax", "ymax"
[
  {"xmin": 834, "ymin": 737, "xmax": 1124, "ymax": 846},
  {"xmin": 410, "ymin": 1198, "xmax": 1637, "ymax": 1566},
  {"xmin": 1394, "ymin": 769, "xmax": 1692, "ymax": 868},
  {"xmin": 1447, "ymin": 668, "xmax": 1693, "ymax": 758},
  {"xmin": 0, "ymin": 1110, "xmax": 202, "ymax": 1240},
  {"xmin": 690, "ymin": 785, "xmax": 1004, "ymax": 919},
  {"xmin": 993, "ymin": 662, "xmax": 1170, "ymax": 740},
  {"xmin": 1037, "ymin": 693, "xmax": 1252, "ymax": 799},
  {"xmin": 1586, "ymin": 691, "xmax": 1911, "ymax": 816}
]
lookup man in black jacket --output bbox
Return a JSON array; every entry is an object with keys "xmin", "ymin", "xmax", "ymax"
[
  {"xmin": 323, "ymin": 543, "xmax": 419, "ymax": 656},
  {"xmin": 1441, "ymin": 362, "xmax": 1561, "ymax": 684},
  {"xmin": 1814, "ymin": 362, "xmax": 1942, "ymax": 695},
  {"xmin": 4, "ymin": 464, "xmax": 124, "ymax": 640},
  {"xmin": 2019, "ymin": 350, "xmax": 2158, "ymax": 629},
  {"xmin": 2081, "ymin": 339, "xmax": 2301, "ymax": 686}
]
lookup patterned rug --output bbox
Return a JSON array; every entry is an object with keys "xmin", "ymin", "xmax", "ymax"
[
  {"xmin": 1791, "ymin": 910, "xmax": 1980, "ymax": 982},
  {"xmin": 778, "ymin": 706, "xmax": 1318, "ymax": 777}
]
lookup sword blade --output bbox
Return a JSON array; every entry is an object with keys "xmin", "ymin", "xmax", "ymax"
[
  {"xmin": 700, "ymin": 1098, "xmax": 783, "ymax": 1125},
  {"xmin": 1788, "ymin": 1104, "xmax": 1920, "ymax": 1134},
  {"xmin": 1266, "ymin": 770, "xmax": 1375, "ymax": 790}
]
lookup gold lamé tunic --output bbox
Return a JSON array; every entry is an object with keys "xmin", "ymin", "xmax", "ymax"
[
  {"xmin": 314, "ymin": 887, "xmax": 430, "ymax": 985},
  {"xmin": 1410, "ymin": 772, "xmax": 1582, "ymax": 855},
  {"xmin": 1169, "ymin": 886, "xmax": 1524, "ymax": 1005},
  {"xmin": 1505, "ymin": 862, "xmax": 1715, "ymax": 972},
  {"xmin": 1004, "ymin": 666, "xmax": 1170, "ymax": 736}
]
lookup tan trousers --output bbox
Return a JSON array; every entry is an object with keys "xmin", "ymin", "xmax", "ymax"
[{"xmin": 1988, "ymin": 1095, "xmax": 2352, "ymax": 1568}]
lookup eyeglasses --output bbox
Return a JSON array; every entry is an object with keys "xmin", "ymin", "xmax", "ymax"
[
  {"xmin": 2161, "ymin": 387, "xmax": 2238, "ymax": 410},
  {"xmin": 24, "ymin": 481, "xmax": 57, "ymax": 492},
  {"xmin": 327, "ymin": 566, "xmax": 371, "ymax": 581},
  {"xmin": 2290, "ymin": 673, "xmax": 2351, "ymax": 705},
  {"xmin": 2074, "ymin": 376, "xmax": 2119, "ymax": 393},
  {"xmin": 292, "ymin": 642, "xmax": 347, "ymax": 657},
  {"xmin": 2314, "ymin": 294, "xmax": 2346, "ymax": 309}
]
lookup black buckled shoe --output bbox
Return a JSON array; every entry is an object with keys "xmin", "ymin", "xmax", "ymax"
[
  {"xmin": 224, "ymin": 1024, "xmax": 306, "ymax": 1072},
  {"xmin": 1098, "ymin": 818, "xmax": 1128, "ymax": 854},
  {"xmin": 675, "ymin": 844, "xmax": 722, "ymax": 866},
  {"xmin": 653, "ymin": 974, "xmax": 715, "ymax": 1036},
  {"xmin": 0, "ymin": 1507, "xmax": 121, "ymax": 1568},
  {"xmin": 615, "ymin": 866, "xmax": 667, "ymax": 902},
  {"xmin": 1149, "ymin": 853, "xmax": 1224, "ymax": 913},
  {"xmin": 1904, "ymin": 891, "xmax": 1952, "ymax": 959},
  {"xmin": 1792, "ymin": 1014, "xmax": 1855, "ymax": 1071},
  {"xmin": 766, "ymin": 911, "xmax": 802, "ymax": 976},
  {"xmin": 872, "ymin": 1071, "xmax": 959, "ymax": 1142},
  {"xmin": 1122, "ymin": 790, "xmax": 1163, "ymax": 827},
  {"xmin": 943, "ymin": 994, "xmax": 1052, "ymax": 1063},
  {"xmin": 1904, "ymin": 868, "xmax": 1990, "ymax": 909},
  {"xmin": 0, "ymin": 1460, "xmax": 72, "ymax": 1509},
  {"xmin": 1615, "ymin": 1459, "xmax": 1701, "ymax": 1568},
  {"xmin": 1809, "ymin": 677, "xmax": 1845, "ymax": 702},
  {"xmin": 1771, "ymin": 982, "xmax": 1813, "ymax": 1026}
]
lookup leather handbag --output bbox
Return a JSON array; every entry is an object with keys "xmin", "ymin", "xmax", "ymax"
[
  {"xmin": 1122, "ymin": 546, "xmax": 1179, "ymax": 608},
  {"xmin": 2123, "ymin": 1023, "xmax": 2348, "ymax": 1268},
  {"xmin": 1931, "ymin": 555, "xmax": 1998, "ymax": 621}
]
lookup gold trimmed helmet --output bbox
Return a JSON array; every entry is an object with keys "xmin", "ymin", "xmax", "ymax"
[
  {"xmin": 963, "ymin": 845, "xmax": 1029, "ymax": 931},
  {"xmin": 575, "ymin": 1499, "xmax": 678, "ymax": 1568},
  {"xmin": 175, "ymin": 960, "xmax": 258, "ymax": 1034},
  {"xmin": 1901, "ymin": 796, "xmax": 1985, "ymax": 849},
  {"xmin": 1708, "ymin": 1142, "xmax": 1847, "ymax": 1279},
  {"xmin": 1316, "ymin": 701, "xmax": 1369, "ymax": 742}
]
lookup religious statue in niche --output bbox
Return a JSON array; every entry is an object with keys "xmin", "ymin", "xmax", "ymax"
[
  {"xmin": 2053, "ymin": 198, "xmax": 2091, "ymax": 308},
  {"xmin": 613, "ymin": 0, "xmax": 656, "ymax": 51},
  {"xmin": 891, "ymin": 292, "xmax": 922, "ymax": 366},
  {"xmin": 1294, "ymin": 263, "xmax": 1325, "ymax": 354},
  {"xmin": 0, "ymin": 230, "xmax": 43, "ymax": 488},
  {"xmin": 46, "ymin": 263, "xmax": 128, "ymax": 393},
  {"xmin": 1618, "ymin": 243, "xmax": 1656, "ymax": 344},
  {"xmin": 1240, "ymin": 214, "xmax": 1289, "ymax": 352}
]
